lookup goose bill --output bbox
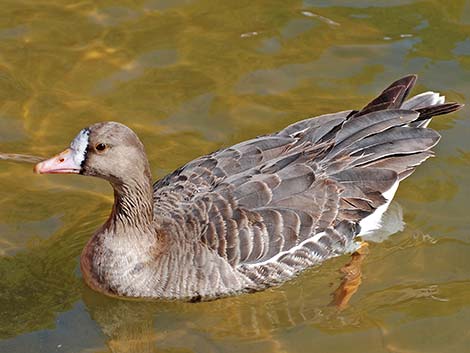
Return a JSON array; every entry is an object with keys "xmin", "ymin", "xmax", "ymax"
[{"xmin": 34, "ymin": 148, "xmax": 81, "ymax": 174}]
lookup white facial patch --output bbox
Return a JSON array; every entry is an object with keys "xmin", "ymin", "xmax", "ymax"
[{"xmin": 70, "ymin": 128, "xmax": 90, "ymax": 167}]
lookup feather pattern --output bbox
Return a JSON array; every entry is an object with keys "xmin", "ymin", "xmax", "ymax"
[
  {"xmin": 143, "ymin": 75, "xmax": 464, "ymax": 299},
  {"xmin": 150, "ymin": 75, "xmax": 462, "ymax": 299},
  {"xmin": 78, "ymin": 76, "xmax": 462, "ymax": 300}
]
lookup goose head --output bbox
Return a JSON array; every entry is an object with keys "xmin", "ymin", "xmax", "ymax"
[{"xmin": 34, "ymin": 122, "xmax": 151, "ymax": 186}]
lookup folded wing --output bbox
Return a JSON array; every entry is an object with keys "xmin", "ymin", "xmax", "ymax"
[{"xmin": 153, "ymin": 75, "xmax": 462, "ymax": 287}]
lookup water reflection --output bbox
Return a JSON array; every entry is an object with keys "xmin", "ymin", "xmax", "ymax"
[
  {"xmin": 80, "ymin": 273, "xmax": 470, "ymax": 353},
  {"xmin": 0, "ymin": 199, "xmax": 103, "ymax": 338},
  {"xmin": 2, "ymin": 217, "xmax": 469, "ymax": 353}
]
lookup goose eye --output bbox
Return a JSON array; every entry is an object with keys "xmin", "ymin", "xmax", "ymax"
[{"xmin": 95, "ymin": 143, "xmax": 107, "ymax": 152}]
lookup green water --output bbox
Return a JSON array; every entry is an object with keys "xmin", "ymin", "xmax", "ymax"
[{"xmin": 0, "ymin": 0, "xmax": 469, "ymax": 352}]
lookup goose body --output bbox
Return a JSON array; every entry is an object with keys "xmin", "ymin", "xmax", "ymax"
[{"xmin": 34, "ymin": 75, "xmax": 462, "ymax": 300}]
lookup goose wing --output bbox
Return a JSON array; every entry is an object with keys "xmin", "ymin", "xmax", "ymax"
[
  {"xmin": 153, "ymin": 75, "xmax": 462, "ymax": 286},
  {"xmin": 153, "ymin": 109, "xmax": 352, "ymax": 216}
]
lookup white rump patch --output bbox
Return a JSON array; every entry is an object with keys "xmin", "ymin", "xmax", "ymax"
[
  {"xmin": 361, "ymin": 201, "xmax": 404, "ymax": 243},
  {"xmin": 358, "ymin": 180, "xmax": 400, "ymax": 236},
  {"xmin": 70, "ymin": 128, "xmax": 90, "ymax": 166}
]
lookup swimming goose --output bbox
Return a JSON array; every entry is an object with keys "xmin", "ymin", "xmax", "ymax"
[{"xmin": 34, "ymin": 75, "xmax": 462, "ymax": 301}]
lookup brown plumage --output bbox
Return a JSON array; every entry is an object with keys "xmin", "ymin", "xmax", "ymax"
[{"xmin": 34, "ymin": 75, "xmax": 462, "ymax": 300}]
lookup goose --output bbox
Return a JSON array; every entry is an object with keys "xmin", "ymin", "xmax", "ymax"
[{"xmin": 34, "ymin": 75, "xmax": 462, "ymax": 301}]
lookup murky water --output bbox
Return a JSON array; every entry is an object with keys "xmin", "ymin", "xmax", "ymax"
[{"xmin": 0, "ymin": 1, "xmax": 469, "ymax": 352}]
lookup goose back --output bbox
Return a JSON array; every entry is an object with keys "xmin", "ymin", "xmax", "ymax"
[{"xmin": 148, "ymin": 76, "xmax": 462, "ymax": 297}]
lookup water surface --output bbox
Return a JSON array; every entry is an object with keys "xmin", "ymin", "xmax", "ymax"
[{"xmin": 0, "ymin": 1, "xmax": 469, "ymax": 352}]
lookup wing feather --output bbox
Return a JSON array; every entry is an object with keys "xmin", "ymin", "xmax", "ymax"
[{"xmin": 152, "ymin": 75, "xmax": 462, "ymax": 290}]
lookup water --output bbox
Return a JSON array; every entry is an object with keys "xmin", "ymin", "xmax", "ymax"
[{"xmin": 0, "ymin": 1, "xmax": 469, "ymax": 352}]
